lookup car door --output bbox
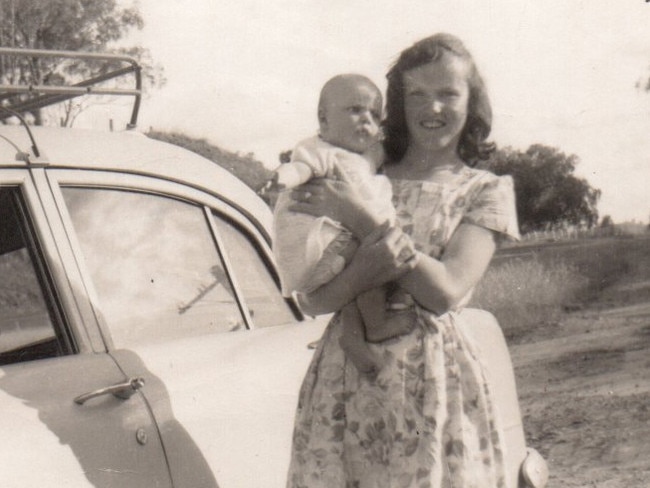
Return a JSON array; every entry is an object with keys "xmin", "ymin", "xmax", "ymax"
[
  {"xmin": 50, "ymin": 169, "xmax": 328, "ymax": 488},
  {"xmin": 0, "ymin": 171, "xmax": 172, "ymax": 488}
]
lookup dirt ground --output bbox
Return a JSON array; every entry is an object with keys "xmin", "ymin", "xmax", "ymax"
[{"xmin": 511, "ymin": 267, "xmax": 650, "ymax": 486}]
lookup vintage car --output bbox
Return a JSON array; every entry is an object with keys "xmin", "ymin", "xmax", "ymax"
[{"xmin": 0, "ymin": 49, "xmax": 545, "ymax": 488}]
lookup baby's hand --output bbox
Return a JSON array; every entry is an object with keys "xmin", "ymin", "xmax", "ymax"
[{"xmin": 257, "ymin": 173, "xmax": 285, "ymax": 207}]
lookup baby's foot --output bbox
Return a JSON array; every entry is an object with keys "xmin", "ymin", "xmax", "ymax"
[{"xmin": 366, "ymin": 309, "xmax": 416, "ymax": 343}]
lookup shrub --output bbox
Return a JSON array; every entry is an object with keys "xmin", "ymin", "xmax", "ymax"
[
  {"xmin": 470, "ymin": 236, "xmax": 650, "ymax": 343},
  {"xmin": 470, "ymin": 256, "xmax": 588, "ymax": 342},
  {"xmin": 146, "ymin": 130, "xmax": 273, "ymax": 192}
]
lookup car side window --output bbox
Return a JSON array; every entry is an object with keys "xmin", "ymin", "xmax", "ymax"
[
  {"xmin": 62, "ymin": 187, "xmax": 246, "ymax": 348},
  {"xmin": 211, "ymin": 213, "xmax": 298, "ymax": 328},
  {"xmin": 0, "ymin": 188, "xmax": 70, "ymax": 365}
]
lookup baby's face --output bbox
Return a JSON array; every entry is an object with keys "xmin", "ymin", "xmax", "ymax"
[{"xmin": 319, "ymin": 82, "xmax": 382, "ymax": 154}]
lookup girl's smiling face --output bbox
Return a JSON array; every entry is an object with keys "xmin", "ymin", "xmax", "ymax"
[{"xmin": 403, "ymin": 53, "xmax": 470, "ymax": 156}]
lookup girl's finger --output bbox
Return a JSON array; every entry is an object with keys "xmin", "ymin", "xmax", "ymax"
[
  {"xmin": 398, "ymin": 252, "xmax": 419, "ymax": 272},
  {"xmin": 291, "ymin": 187, "xmax": 311, "ymax": 201},
  {"xmin": 360, "ymin": 221, "xmax": 391, "ymax": 247},
  {"xmin": 397, "ymin": 244, "xmax": 417, "ymax": 264},
  {"xmin": 381, "ymin": 226, "xmax": 404, "ymax": 246},
  {"xmin": 291, "ymin": 178, "xmax": 324, "ymax": 197},
  {"xmin": 300, "ymin": 179, "xmax": 323, "ymax": 191}
]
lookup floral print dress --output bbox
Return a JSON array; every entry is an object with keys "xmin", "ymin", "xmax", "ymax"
[{"xmin": 286, "ymin": 167, "xmax": 520, "ymax": 488}]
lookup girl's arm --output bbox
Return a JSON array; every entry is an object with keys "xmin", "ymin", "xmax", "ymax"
[
  {"xmin": 299, "ymin": 224, "xmax": 494, "ymax": 317},
  {"xmin": 288, "ymin": 168, "xmax": 497, "ymax": 316},
  {"xmin": 398, "ymin": 223, "xmax": 497, "ymax": 314},
  {"xmin": 297, "ymin": 224, "xmax": 417, "ymax": 316}
]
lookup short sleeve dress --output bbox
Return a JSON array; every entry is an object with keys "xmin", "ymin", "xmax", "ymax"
[{"xmin": 286, "ymin": 166, "xmax": 520, "ymax": 488}]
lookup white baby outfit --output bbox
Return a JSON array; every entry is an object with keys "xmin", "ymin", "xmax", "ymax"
[{"xmin": 273, "ymin": 136, "xmax": 395, "ymax": 297}]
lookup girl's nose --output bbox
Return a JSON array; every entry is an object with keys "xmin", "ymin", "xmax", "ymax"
[{"xmin": 431, "ymin": 99, "xmax": 443, "ymax": 113}]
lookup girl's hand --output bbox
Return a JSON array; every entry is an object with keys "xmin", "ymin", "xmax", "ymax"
[
  {"xmin": 289, "ymin": 165, "xmax": 383, "ymax": 238},
  {"xmin": 348, "ymin": 223, "xmax": 419, "ymax": 291}
]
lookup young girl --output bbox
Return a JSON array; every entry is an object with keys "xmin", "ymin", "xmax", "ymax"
[{"xmin": 286, "ymin": 33, "xmax": 520, "ymax": 487}]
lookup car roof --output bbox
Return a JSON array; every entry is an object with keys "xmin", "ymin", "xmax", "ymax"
[{"xmin": 0, "ymin": 125, "xmax": 273, "ymax": 236}]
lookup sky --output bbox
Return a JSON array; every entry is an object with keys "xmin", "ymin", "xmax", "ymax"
[{"xmin": 97, "ymin": 0, "xmax": 650, "ymax": 223}]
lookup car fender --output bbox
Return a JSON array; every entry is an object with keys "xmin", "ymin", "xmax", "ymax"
[{"xmin": 112, "ymin": 316, "xmax": 329, "ymax": 488}]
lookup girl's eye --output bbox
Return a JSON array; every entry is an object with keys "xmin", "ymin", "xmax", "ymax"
[
  {"xmin": 406, "ymin": 90, "xmax": 426, "ymax": 98},
  {"xmin": 440, "ymin": 89, "xmax": 460, "ymax": 99},
  {"xmin": 406, "ymin": 91, "xmax": 430, "ymax": 104}
]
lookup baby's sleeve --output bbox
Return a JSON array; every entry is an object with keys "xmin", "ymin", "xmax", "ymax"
[
  {"xmin": 291, "ymin": 138, "xmax": 332, "ymax": 178},
  {"xmin": 463, "ymin": 174, "xmax": 520, "ymax": 242}
]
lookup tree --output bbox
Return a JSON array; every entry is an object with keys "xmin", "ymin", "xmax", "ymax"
[
  {"xmin": 0, "ymin": 0, "xmax": 164, "ymax": 126},
  {"xmin": 600, "ymin": 215, "xmax": 613, "ymax": 228},
  {"xmin": 147, "ymin": 130, "xmax": 274, "ymax": 194},
  {"xmin": 480, "ymin": 144, "xmax": 601, "ymax": 233}
]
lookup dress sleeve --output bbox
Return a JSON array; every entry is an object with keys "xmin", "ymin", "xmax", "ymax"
[{"xmin": 462, "ymin": 174, "xmax": 520, "ymax": 241}]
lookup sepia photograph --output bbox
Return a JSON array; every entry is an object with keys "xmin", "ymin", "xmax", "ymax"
[{"xmin": 1, "ymin": 1, "xmax": 649, "ymax": 487}]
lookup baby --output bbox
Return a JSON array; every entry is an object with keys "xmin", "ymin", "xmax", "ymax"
[{"xmin": 267, "ymin": 74, "xmax": 412, "ymax": 377}]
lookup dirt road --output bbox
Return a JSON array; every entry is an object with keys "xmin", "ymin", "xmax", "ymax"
[{"xmin": 511, "ymin": 277, "xmax": 650, "ymax": 487}]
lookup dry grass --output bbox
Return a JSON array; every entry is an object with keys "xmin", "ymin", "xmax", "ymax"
[
  {"xmin": 471, "ymin": 256, "xmax": 587, "ymax": 342},
  {"xmin": 470, "ymin": 235, "xmax": 650, "ymax": 343}
]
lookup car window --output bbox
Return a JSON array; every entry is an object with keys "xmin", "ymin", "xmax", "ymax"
[
  {"xmin": 0, "ymin": 188, "xmax": 69, "ymax": 365},
  {"xmin": 211, "ymin": 213, "xmax": 298, "ymax": 328},
  {"xmin": 62, "ymin": 187, "xmax": 246, "ymax": 348}
]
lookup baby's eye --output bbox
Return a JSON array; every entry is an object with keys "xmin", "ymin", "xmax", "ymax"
[
  {"xmin": 440, "ymin": 89, "xmax": 460, "ymax": 99},
  {"xmin": 347, "ymin": 105, "xmax": 364, "ymax": 114}
]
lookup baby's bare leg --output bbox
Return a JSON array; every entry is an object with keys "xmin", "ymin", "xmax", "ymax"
[
  {"xmin": 339, "ymin": 301, "xmax": 382, "ymax": 378},
  {"xmin": 357, "ymin": 287, "xmax": 414, "ymax": 343}
]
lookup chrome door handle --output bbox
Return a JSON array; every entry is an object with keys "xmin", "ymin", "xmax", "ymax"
[{"xmin": 74, "ymin": 377, "xmax": 145, "ymax": 405}]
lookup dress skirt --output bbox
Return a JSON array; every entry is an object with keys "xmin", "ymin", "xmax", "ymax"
[{"xmin": 286, "ymin": 307, "xmax": 508, "ymax": 488}]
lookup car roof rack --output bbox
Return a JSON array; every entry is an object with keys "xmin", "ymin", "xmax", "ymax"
[{"xmin": 0, "ymin": 48, "xmax": 142, "ymax": 129}]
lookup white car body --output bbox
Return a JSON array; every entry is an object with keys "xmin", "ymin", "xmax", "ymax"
[{"xmin": 0, "ymin": 125, "xmax": 530, "ymax": 488}]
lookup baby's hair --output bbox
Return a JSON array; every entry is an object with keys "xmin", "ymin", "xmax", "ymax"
[
  {"xmin": 383, "ymin": 33, "xmax": 494, "ymax": 166},
  {"xmin": 317, "ymin": 73, "xmax": 383, "ymax": 123}
]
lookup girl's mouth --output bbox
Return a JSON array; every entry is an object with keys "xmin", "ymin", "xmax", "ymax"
[{"xmin": 420, "ymin": 120, "xmax": 444, "ymax": 129}]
